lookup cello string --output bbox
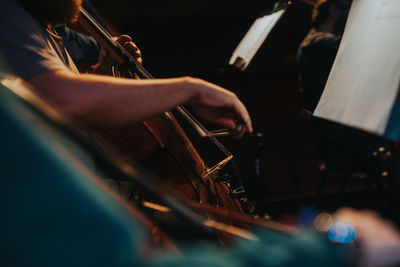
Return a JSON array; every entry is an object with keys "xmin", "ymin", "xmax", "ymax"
[
  {"xmin": 82, "ymin": 8, "xmax": 233, "ymax": 143},
  {"xmin": 80, "ymin": 7, "xmax": 248, "ymax": 209},
  {"xmin": 82, "ymin": 8, "xmax": 237, "ymax": 155}
]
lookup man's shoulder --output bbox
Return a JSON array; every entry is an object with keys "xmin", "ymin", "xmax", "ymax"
[
  {"xmin": 2, "ymin": 0, "xmax": 25, "ymax": 15},
  {"xmin": 1, "ymin": 0, "xmax": 39, "ymax": 31},
  {"xmin": 0, "ymin": 0, "xmax": 73, "ymax": 80}
]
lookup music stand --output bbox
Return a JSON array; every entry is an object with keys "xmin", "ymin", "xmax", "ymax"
[
  {"xmin": 219, "ymin": 1, "xmax": 290, "ymax": 206},
  {"xmin": 314, "ymin": 0, "xmax": 400, "ymax": 141},
  {"xmin": 229, "ymin": 1, "xmax": 289, "ymax": 71},
  {"xmin": 314, "ymin": 0, "xmax": 400, "ymax": 219}
]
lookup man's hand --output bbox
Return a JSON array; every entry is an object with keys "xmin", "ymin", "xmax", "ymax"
[
  {"xmin": 335, "ymin": 208, "xmax": 400, "ymax": 247},
  {"xmin": 187, "ymin": 78, "xmax": 253, "ymax": 138},
  {"xmin": 334, "ymin": 208, "xmax": 400, "ymax": 267},
  {"xmin": 91, "ymin": 35, "xmax": 142, "ymax": 75}
]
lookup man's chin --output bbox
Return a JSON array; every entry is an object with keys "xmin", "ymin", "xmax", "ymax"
[
  {"xmin": 64, "ymin": 0, "xmax": 82, "ymax": 24},
  {"xmin": 69, "ymin": 14, "xmax": 79, "ymax": 24}
]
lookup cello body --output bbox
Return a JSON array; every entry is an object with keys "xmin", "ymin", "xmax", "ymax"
[
  {"xmin": 78, "ymin": 7, "xmax": 253, "ymax": 243},
  {"xmin": 96, "ymin": 111, "xmax": 243, "ymax": 212}
]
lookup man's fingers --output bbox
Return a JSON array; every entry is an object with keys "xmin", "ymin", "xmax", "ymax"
[
  {"xmin": 243, "ymin": 117, "xmax": 253, "ymax": 134},
  {"xmin": 122, "ymin": 41, "xmax": 139, "ymax": 52},
  {"xmin": 123, "ymin": 42, "xmax": 141, "ymax": 59},
  {"xmin": 191, "ymin": 80, "xmax": 253, "ymax": 136},
  {"xmin": 114, "ymin": 35, "xmax": 142, "ymax": 63},
  {"xmin": 135, "ymin": 56, "xmax": 143, "ymax": 64},
  {"xmin": 115, "ymin": 34, "xmax": 132, "ymax": 45},
  {"xmin": 214, "ymin": 118, "xmax": 237, "ymax": 130},
  {"xmin": 229, "ymin": 98, "xmax": 253, "ymax": 133}
]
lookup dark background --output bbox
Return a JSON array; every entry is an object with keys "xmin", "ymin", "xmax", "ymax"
[{"xmin": 88, "ymin": 0, "xmax": 366, "ymax": 215}]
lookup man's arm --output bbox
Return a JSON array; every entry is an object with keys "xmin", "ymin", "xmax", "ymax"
[{"xmin": 27, "ymin": 70, "xmax": 252, "ymax": 134}]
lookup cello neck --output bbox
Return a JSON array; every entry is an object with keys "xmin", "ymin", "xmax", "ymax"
[
  {"xmin": 79, "ymin": 7, "xmax": 213, "ymax": 138},
  {"xmin": 78, "ymin": 7, "xmax": 153, "ymax": 79}
]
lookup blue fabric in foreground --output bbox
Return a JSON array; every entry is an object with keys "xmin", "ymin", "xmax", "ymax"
[
  {"xmin": 0, "ymin": 84, "xmax": 145, "ymax": 267},
  {"xmin": 0, "ymin": 84, "xmax": 351, "ymax": 266}
]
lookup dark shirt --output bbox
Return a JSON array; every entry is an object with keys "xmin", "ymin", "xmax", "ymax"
[
  {"xmin": 0, "ymin": 0, "xmax": 79, "ymax": 80},
  {"xmin": 54, "ymin": 24, "xmax": 102, "ymax": 64},
  {"xmin": 297, "ymin": 29, "xmax": 388, "ymax": 172},
  {"xmin": 298, "ymin": 29, "xmax": 341, "ymax": 112}
]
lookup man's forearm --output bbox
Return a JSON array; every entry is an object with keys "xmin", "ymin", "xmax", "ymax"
[{"xmin": 28, "ymin": 70, "xmax": 199, "ymax": 129}]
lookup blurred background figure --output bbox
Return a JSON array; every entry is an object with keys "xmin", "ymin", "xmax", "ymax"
[
  {"xmin": 297, "ymin": 0, "xmax": 389, "ymax": 175},
  {"xmin": 298, "ymin": 0, "xmax": 351, "ymax": 113}
]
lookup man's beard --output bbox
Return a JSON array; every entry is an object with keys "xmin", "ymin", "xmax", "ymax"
[
  {"xmin": 53, "ymin": 0, "xmax": 82, "ymax": 24},
  {"xmin": 19, "ymin": 0, "xmax": 82, "ymax": 25}
]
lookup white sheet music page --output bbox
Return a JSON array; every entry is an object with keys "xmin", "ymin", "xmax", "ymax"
[
  {"xmin": 229, "ymin": 9, "xmax": 285, "ymax": 71},
  {"xmin": 314, "ymin": 0, "xmax": 400, "ymax": 136}
]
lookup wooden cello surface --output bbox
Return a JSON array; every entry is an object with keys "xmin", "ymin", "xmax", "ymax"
[
  {"xmin": 76, "ymin": 7, "xmax": 250, "ymax": 230},
  {"xmin": 96, "ymin": 111, "xmax": 245, "ymax": 213}
]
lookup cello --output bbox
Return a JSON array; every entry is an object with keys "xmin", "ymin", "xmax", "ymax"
[
  {"xmin": 1, "ymin": 75, "xmax": 295, "ymax": 248},
  {"xmin": 77, "ymin": 5, "xmax": 254, "ymax": 221}
]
